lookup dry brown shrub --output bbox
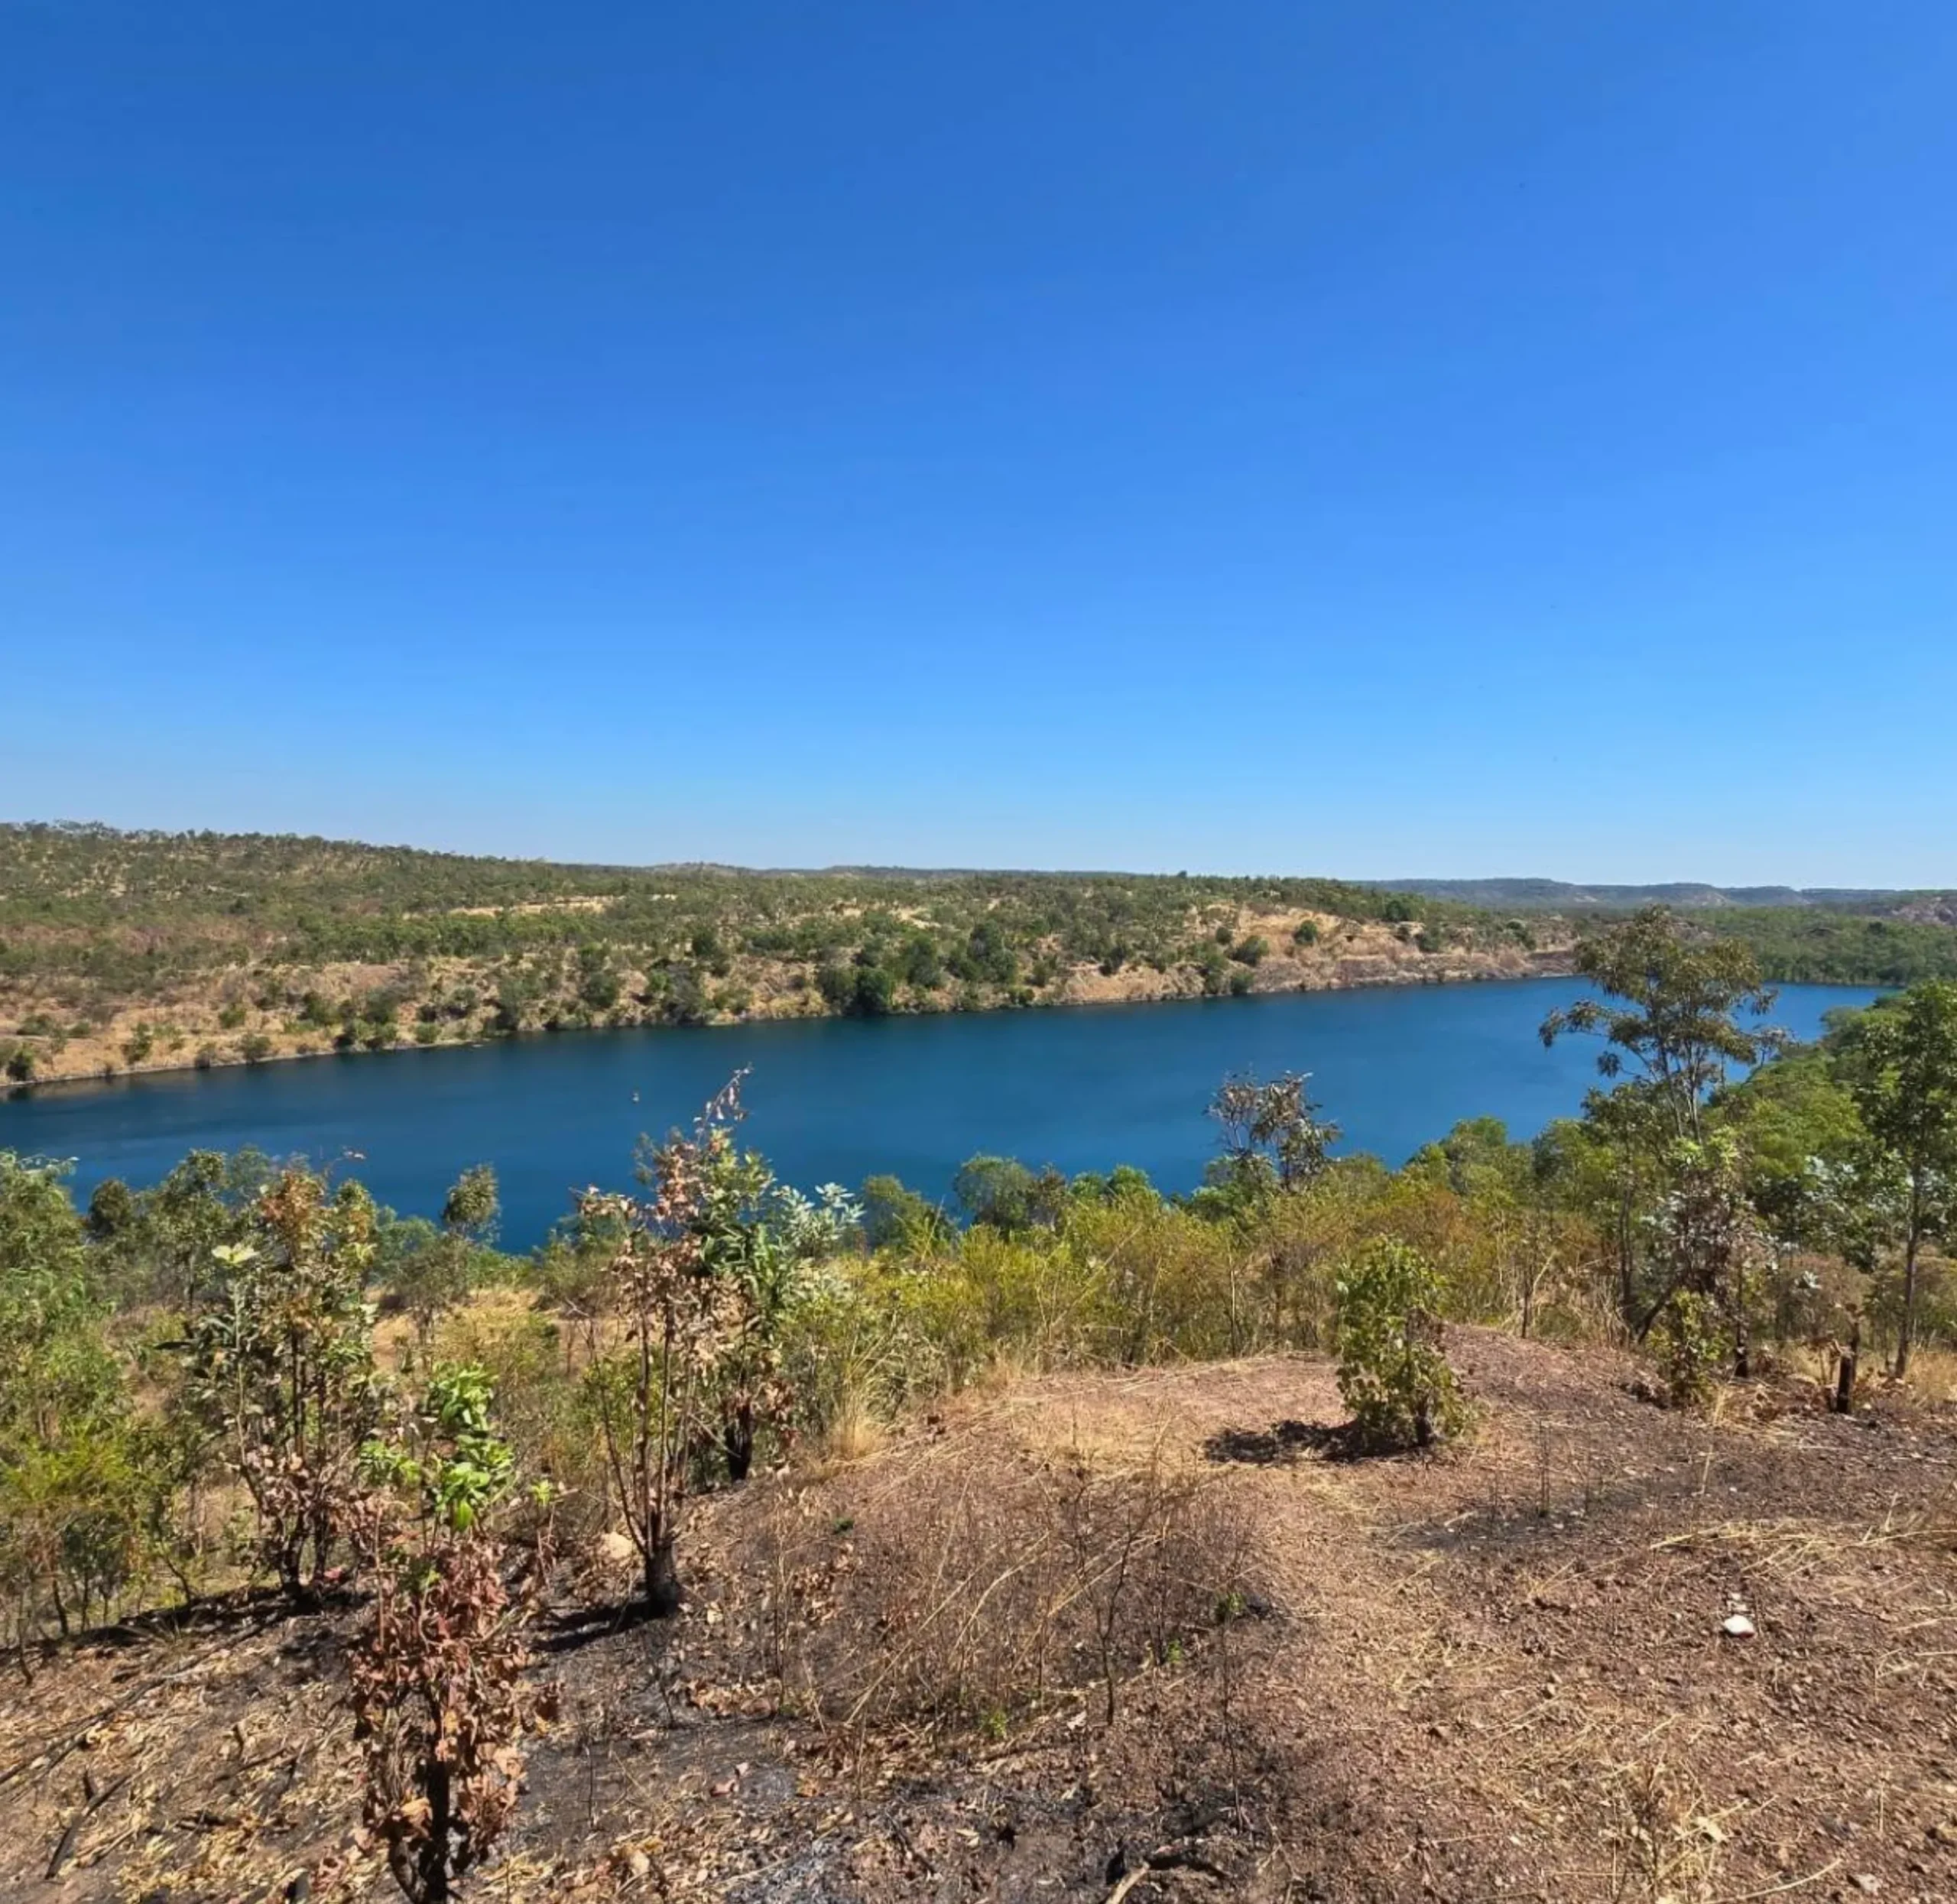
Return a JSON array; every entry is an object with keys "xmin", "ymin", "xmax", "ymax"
[{"xmin": 766, "ymin": 1434, "xmax": 1259, "ymax": 1746}]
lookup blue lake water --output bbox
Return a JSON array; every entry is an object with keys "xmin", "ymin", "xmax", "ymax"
[{"xmin": 0, "ymin": 980, "xmax": 1878, "ymax": 1247}]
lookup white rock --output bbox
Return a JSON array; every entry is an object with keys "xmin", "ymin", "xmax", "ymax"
[{"xmin": 1722, "ymin": 1614, "xmax": 1757, "ymax": 1639}]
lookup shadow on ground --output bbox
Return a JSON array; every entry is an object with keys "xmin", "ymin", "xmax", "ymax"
[{"xmin": 1201, "ymin": 1417, "xmax": 1373, "ymax": 1464}]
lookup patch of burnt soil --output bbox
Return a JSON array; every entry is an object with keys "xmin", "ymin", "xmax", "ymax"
[{"xmin": 5, "ymin": 1331, "xmax": 1955, "ymax": 1902}]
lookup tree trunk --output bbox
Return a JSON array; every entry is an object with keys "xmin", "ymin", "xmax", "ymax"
[
  {"xmin": 424, "ymin": 1757, "xmax": 453, "ymax": 1902},
  {"xmin": 1731, "ymin": 1252, "xmax": 1750, "ymax": 1380},
  {"xmin": 1834, "ymin": 1322, "xmax": 1859, "ymax": 1415},
  {"xmin": 644, "ymin": 1529, "xmax": 681, "ymax": 1618},
  {"xmin": 723, "ymin": 1403, "xmax": 755, "ymax": 1484},
  {"xmin": 1618, "ymin": 1176, "xmax": 1636, "ymax": 1328},
  {"xmin": 1895, "ymin": 1189, "xmax": 1923, "ymax": 1381}
]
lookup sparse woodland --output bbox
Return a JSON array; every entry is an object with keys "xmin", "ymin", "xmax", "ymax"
[
  {"xmin": 3, "ymin": 907, "xmax": 1957, "ymax": 1900},
  {"xmin": 10, "ymin": 821, "xmax": 1957, "ymax": 1091},
  {"xmin": 0, "ymin": 822, "xmax": 1578, "ymax": 1086}
]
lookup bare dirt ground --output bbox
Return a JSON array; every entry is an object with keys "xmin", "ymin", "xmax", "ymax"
[{"xmin": 4, "ymin": 1330, "xmax": 1952, "ymax": 1903}]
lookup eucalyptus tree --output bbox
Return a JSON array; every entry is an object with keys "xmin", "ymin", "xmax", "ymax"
[
  {"xmin": 1542, "ymin": 907, "xmax": 1780, "ymax": 1140},
  {"xmin": 1832, "ymin": 981, "xmax": 1957, "ymax": 1377},
  {"xmin": 181, "ymin": 1166, "xmax": 381, "ymax": 1598},
  {"xmin": 0, "ymin": 1154, "xmax": 131, "ymax": 1642},
  {"xmin": 578, "ymin": 1075, "xmax": 806, "ymax": 1612},
  {"xmin": 394, "ymin": 1164, "xmax": 501, "ymax": 1342},
  {"xmin": 1541, "ymin": 909, "xmax": 1781, "ymax": 1332},
  {"xmin": 1206, "ymin": 1070, "xmax": 1340, "ymax": 1202}
]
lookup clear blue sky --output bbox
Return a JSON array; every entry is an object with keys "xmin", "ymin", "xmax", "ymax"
[{"xmin": 3, "ymin": 3, "xmax": 1953, "ymax": 884}]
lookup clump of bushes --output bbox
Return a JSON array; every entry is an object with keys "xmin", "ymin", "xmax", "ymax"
[
  {"xmin": 1335, "ymin": 1239, "xmax": 1467, "ymax": 1450},
  {"xmin": 349, "ymin": 1365, "xmax": 547, "ymax": 1904},
  {"xmin": 1652, "ymin": 1289, "xmax": 1722, "ymax": 1409}
]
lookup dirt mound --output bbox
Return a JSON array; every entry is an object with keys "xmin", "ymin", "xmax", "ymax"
[{"xmin": 4, "ymin": 1331, "xmax": 1955, "ymax": 1902}]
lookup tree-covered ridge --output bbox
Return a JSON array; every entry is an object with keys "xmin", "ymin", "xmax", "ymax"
[
  {"xmin": 5, "ymin": 822, "xmax": 1956, "ymax": 1088},
  {"xmin": 1704, "ymin": 907, "xmax": 1957, "ymax": 985},
  {"xmin": 0, "ymin": 821, "xmax": 1553, "ymax": 1083},
  {"xmin": 2, "ymin": 820, "xmax": 1462, "ymax": 968},
  {"xmin": 1378, "ymin": 874, "xmax": 1957, "ymax": 916}
]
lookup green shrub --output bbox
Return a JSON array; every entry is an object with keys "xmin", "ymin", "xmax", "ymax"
[
  {"xmin": 1334, "ymin": 1239, "xmax": 1465, "ymax": 1449},
  {"xmin": 1652, "ymin": 1289, "xmax": 1722, "ymax": 1409}
]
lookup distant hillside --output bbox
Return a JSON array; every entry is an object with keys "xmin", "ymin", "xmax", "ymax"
[
  {"xmin": 1370, "ymin": 877, "xmax": 1955, "ymax": 917},
  {"xmin": 0, "ymin": 822, "xmax": 1561, "ymax": 1086},
  {"xmin": 6, "ymin": 824, "xmax": 1957, "ymax": 1089}
]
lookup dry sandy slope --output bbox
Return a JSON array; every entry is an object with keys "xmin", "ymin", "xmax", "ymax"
[{"xmin": 3, "ymin": 1331, "xmax": 1953, "ymax": 1902}]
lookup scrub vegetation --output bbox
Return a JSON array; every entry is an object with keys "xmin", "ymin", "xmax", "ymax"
[
  {"xmin": 0, "ymin": 818, "xmax": 1918, "ymax": 1088},
  {"xmin": 6, "ymin": 825, "xmax": 1952, "ymax": 1090},
  {"xmin": 4, "ymin": 909, "xmax": 1957, "ymax": 1899}
]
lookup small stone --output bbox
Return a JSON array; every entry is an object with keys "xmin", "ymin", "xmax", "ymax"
[
  {"xmin": 1852, "ymin": 1875, "xmax": 1879, "ymax": 1894},
  {"xmin": 1722, "ymin": 1614, "xmax": 1756, "ymax": 1640}
]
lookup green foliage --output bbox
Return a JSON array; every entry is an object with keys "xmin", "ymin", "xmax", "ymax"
[
  {"xmin": 1716, "ymin": 910, "xmax": 1957, "ymax": 986},
  {"xmin": 952, "ymin": 1155, "xmax": 1069, "ymax": 1234},
  {"xmin": 15, "ymin": 1004, "xmax": 1957, "ymax": 1681},
  {"xmin": 1715, "ymin": 1044, "xmax": 1861, "ymax": 1211},
  {"xmin": 1651, "ymin": 1289, "xmax": 1722, "ymax": 1409},
  {"xmin": 441, "ymin": 1165, "xmax": 500, "ymax": 1241},
  {"xmin": 88, "ymin": 1147, "xmax": 275, "ymax": 1312},
  {"xmin": 1334, "ymin": 1239, "xmax": 1466, "ymax": 1450},
  {"xmin": 350, "ymin": 1366, "xmax": 543, "ymax": 1904},
  {"xmin": 3, "ymin": 829, "xmax": 1948, "ymax": 1092},
  {"xmin": 1199, "ymin": 1071, "xmax": 1339, "ymax": 1211},
  {"xmin": 389, "ymin": 1166, "xmax": 502, "ymax": 1340},
  {"xmin": 360, "ymin": 1364, "xmax": 518, "ymax": 1536},
  {"xmin": 896, "ymin": 932, "xmax": 945, "ymax": 989},
  {"xmin": 180, "ymin": 1167, "xmax": 381, "ymax": 1596},
  {"xmin": 861, "ymin": 1174, "xmax": 954, "ymax": 1251},
  {"xmin": 0, "ymin": 823, "xmax": 1500, "ymax": 1043},
  {"xmin": 0, "ymin": 1154, "xmax": 151, "ymax": 1641},
  {"xmin": 1831, "ymin": 982, "xmax": 1957, "ymax": 1373},
  {"xmin": 576, "ymin": 1076, "xmax": 809, "ymax": 1609},
  {"xmin": 1542, "ymin": 907, "xmax": 1780, "ymax": 1140},
  {"xmin": 1646, "ymin": 1133, "xmax": 1771, "ymax": 1377}
]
